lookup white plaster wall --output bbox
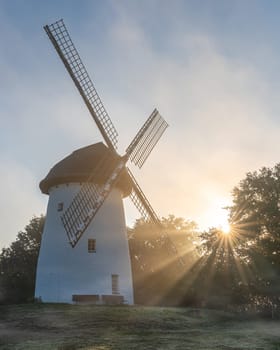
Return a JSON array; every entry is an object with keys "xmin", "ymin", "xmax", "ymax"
[{"xmin": 35, "ymin": 183, "xmax": 134, "ymax": 304}]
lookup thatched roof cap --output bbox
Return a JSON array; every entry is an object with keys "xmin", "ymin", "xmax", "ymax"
[{"xmin": 40, "ymin": 142, "xmax": 132, "ymax": 197}]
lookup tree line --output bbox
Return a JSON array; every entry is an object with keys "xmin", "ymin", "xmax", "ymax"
[{"xmin": 0, "ymin": 163, "xmax": 279, "ymax": 316}]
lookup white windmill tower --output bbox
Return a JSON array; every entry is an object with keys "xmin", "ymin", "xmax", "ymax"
[{"xmin": 35, "ymin": 19, "xmax": 171, "ymax": 304}]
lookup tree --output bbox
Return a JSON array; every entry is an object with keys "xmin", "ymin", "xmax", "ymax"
[
  {"xmin": 0, "ymin": 215, "xmax": 44, "ymax": 304},
  {"xmin": 128, "ymin": 215, "xmax": 199, "ymax": 305},
  {"xmin": 228, "ymin": 164, "xmax": 280, "ymax": 311}
]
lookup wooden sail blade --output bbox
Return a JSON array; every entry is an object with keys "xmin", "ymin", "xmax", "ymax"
[
  {"xmin": 127, "ymin": 168, "xmax": 185, "ymax": 267},
  {"xmin": 44, "ymin": 19, "xmax": 118, "ymax": 151},
  {"xmin": 126, "ymin": 109, "xmax": 168, "ymax": 168},
  {"xmin": 127, "ymin": 167, "xmax": 160, "ymax": 225},
  {"xmin": 61, "ymin": 155, "xmax": 125, "ymax": 247}
]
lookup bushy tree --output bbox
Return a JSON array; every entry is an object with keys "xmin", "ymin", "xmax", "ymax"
[
  {"xmin": 0, "ymin": 216, "xmax": 44, "ymax": 304},
  {"xmin": 128, "ymin": 215, "xmax": 199, "ymax": 305},
  {"xmin": 229, "ymin": 164, "xmax": 280, "ymax": 310},
  {"xmin": 196, "ymin": 164, "xmax": 280, "ymax": 312}
]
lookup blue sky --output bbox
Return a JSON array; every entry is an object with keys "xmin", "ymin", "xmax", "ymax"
[{"xmin": 1, "ymin": 0, "xmax": 280, "ymax": 248}]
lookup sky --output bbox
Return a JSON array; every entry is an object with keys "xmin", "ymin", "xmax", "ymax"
[{"xmin": 1, "ymin": 0, "xmax": 280, "ymax": 249}]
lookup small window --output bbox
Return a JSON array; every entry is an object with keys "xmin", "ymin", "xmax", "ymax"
[
  {"xmin": 57, "ymin": 202, "xmax": 64, "ymax": 212},
  {"xmin": 112, "ymin": 274, "xmax": 119, "ymax": 295},
  {"xmin": 88, "ymin": 239, "xmax": 96, "ymax": 253}
]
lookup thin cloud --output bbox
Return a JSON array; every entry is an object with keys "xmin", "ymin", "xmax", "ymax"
[
  {"xmin": 1, "ymin": 2, "xmax": 280, "ymax": 248},
  {"xmin": 104, "ymin": 14, "xmax": 280, "ymax": 228}
]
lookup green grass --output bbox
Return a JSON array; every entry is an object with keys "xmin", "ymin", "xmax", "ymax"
[{"xmin": 0, "ymin": 304, "xmax": 279, "ymax": 349}]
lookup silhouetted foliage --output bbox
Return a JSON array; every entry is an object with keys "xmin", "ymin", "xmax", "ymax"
[
  {"xmin": 192, "ymin": 164, "xmax": 280, "ymax": 314},
  {"xmin": 188, "ymin": 228, "xmax": 248, "ymax": 309},
  {"xmin": 128, "ymin": 215, "xmax": 199, "ymax": 305},
  {"xmin": 0, "ymin": 216, "xmax": 44, "ymax": 304},
  {"xmin": 229, "ymin": 164, "xmax": 280, "ymax": 313}
]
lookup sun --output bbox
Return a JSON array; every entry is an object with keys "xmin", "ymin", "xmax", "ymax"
[
  {"xmin": 220, "ymin": 221, "xmax": 231, "ymax": 235},
  {"xmin": 216, "ymin": 212, "xmax": 231, "ymax": 235},
  {"xmin": 200, "ymin": 197, "xmax": 232, "ymax": 234}
]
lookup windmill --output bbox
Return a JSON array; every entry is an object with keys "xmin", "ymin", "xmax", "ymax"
[{"xmin": 35, "ymin": 19, "xmax": 181, "ymax": 304}]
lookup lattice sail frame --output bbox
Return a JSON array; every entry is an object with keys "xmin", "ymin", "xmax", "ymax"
[
  {"xmin": 126, "ymin": 109, "xmax": 168, "ymax": 168},
  {"xmin": 60, "ymin": 107, "xmax": 168, "ymax": 247},
  {"xmin": 61, "ymin": 156, "xmax": 126, "ymax": 247},
  {"xmin": 44, "ymin": 19, "xmax": 176, "ymax": 258},
  {"xmin": 44, "ymin": 19, "xmax": 118, "ymax": 151},
  {"xmin": 127, "ymin": 168, "xmax": 160, "ymax": 224},
  {"xmin": 127, "ymin": 168, "xmax": 185, "ymax": 267}
]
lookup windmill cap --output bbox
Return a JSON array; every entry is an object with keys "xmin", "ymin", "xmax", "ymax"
[{"xmin": 39, "ymin": 142, "xmax": 132, "ymax": 197}]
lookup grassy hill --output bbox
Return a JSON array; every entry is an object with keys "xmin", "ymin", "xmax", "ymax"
[{"xmin": 0, "ymin": 304, "xmax": 279, "ymax": 349}]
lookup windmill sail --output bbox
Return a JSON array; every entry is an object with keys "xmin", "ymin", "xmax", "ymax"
[
  {"xmin": 61, "ymin": 155, "xmax": 126, "ymax": 247},
  {"xmin": 126, "ymin": 109, "xmax": 168, "ymax": 168},
  {"xmin": 61, "ymin": 110, "xmax": 168, "ymax": 247},
  {"xmin": 44, "ymin": 19, "xmax": 177, "ymax": 264},
  {"xmin": 127, "ymin": 168, "xmax": 185, "ymax": 267},
  {"xmin": 44, "ymin": 19, "xmax": 118, "ymax": 151},
  {"xmin": 127, "ymin": 167, "xmax": 160, "ymax": 224}
]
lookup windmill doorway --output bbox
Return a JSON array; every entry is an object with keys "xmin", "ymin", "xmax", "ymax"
[{"xmin": 111, "ymin": 274, "xmax": 119, "ymax": 295}]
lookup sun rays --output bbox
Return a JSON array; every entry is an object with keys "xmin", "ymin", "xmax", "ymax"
[
  {"xmin": 166, "ymin": 219, "xmax": 256, "ymax": 304},
  {"xmin": 130, "ymin": 210, "xmax": 260, "ymax": 307}
]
